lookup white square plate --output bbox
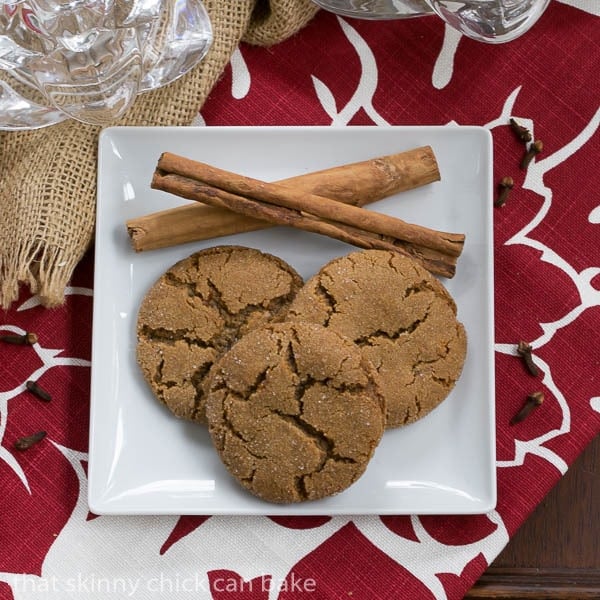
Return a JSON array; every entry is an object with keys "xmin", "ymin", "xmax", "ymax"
[{"xmin": 89, "ymin": 126, "xmax": 495, "ymax": 515}]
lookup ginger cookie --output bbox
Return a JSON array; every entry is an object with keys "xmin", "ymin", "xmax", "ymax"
[
  {"xmin": 205, "ymin": 322, "xmax": 386, "ymax": 504},
  {"xmin": 136, "ymin": 246, "xmax": 303, "ymax": 423},
  {"xmin": 286, "ymin": 249, "xmax": 467, "ymax": 428}
]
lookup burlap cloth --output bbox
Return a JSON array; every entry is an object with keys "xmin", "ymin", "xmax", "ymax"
[{"xmin": 0, "ymin": 0, "xmax": 319, "ymax": 309}]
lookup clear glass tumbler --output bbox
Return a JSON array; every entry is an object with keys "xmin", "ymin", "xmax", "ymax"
[{"xmin": 311, "ymin": 0, "xmax": 551, "ymax": 43}]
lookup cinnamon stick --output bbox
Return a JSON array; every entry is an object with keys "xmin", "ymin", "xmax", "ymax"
[
  {"xmin": 154, "ymin": 172, "xmax": 457, "ymax": 277},
  {"xmin": 127, "ymin": 146, "xmax": 440, "ymax": 251},
  {"xmin": 151, "ymin": 156, "xmax": 465, "ymax": 277}
]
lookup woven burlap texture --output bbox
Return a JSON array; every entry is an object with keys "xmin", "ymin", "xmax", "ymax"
[{"xmin": 0, "ymin": 0, "xmax": 319, "ymax": 309}]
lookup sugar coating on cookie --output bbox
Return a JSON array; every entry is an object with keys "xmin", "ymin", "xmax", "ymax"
[
  {"xmin": 136, "ymin": 246, "xmax": 304, "ymax": 423},
  {"xmin": 205, "ymin": 322, "xmax": 386, "ymax": 504},
  {"xmin": 286, "ymin": 249, "xmax": 467, "ymax": 428}
]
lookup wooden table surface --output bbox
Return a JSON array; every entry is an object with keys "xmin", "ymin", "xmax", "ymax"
[{"xmin": 468, "ymin": 434, "xmax": 600, "ymax": 599}]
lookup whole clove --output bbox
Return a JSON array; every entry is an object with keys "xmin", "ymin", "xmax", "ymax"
[
  {"xmin": 495, "ymin": 176, "xmax": 514, "ymax": 208},
  {"xmin": 509, "ymin": 118, "xmax": 532, "ymax": 144},
  {"xmin": 517, "ymin": 340, "xmax": 539, "ymax": 376},
  {"xmin": 0, "ymin": 332, "xmax": 38, "ymax": 345},
  {"xmin": 26, "ymin": 380, "xmax": 52, "ymax": 402},
  {"xmin": 510, "ymin": 391, "xmax": 544, "ymax": 425},
  {"xmin": 14, "ymin": 430, "xmax": 47, "ymax": 451},
  {"xmin": 520, "ymin": 140, "xmax": 543, "ymax": 170}
]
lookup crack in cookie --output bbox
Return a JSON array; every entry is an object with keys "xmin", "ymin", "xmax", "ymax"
[{"xmin": 139, "ymin": 324, "xmax": 214, "ymax": 347}]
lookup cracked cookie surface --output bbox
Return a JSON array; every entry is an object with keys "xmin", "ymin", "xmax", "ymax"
[
  {"xmin": 205, "ymin": 322, "xmax": 386, "ymax": 504},
  {"xmin": 286, "ymin": 249, "xmax": 467, "ymax": 428},
  {"xmin": 136, "ymin": 246, "xmax": 303, "ymax": 423}
]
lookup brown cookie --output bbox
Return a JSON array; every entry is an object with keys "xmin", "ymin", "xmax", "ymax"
[
  {"xmin": 136, "ymin": 246, "xmax": 303, "ymax": 423},
  {"xmin": 205, "ymin": 322, "xmax": 386, "ymax": 504},
  {"xmin": 286, "ymin": 249, "xmax": 467, "ymax": 428}
]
